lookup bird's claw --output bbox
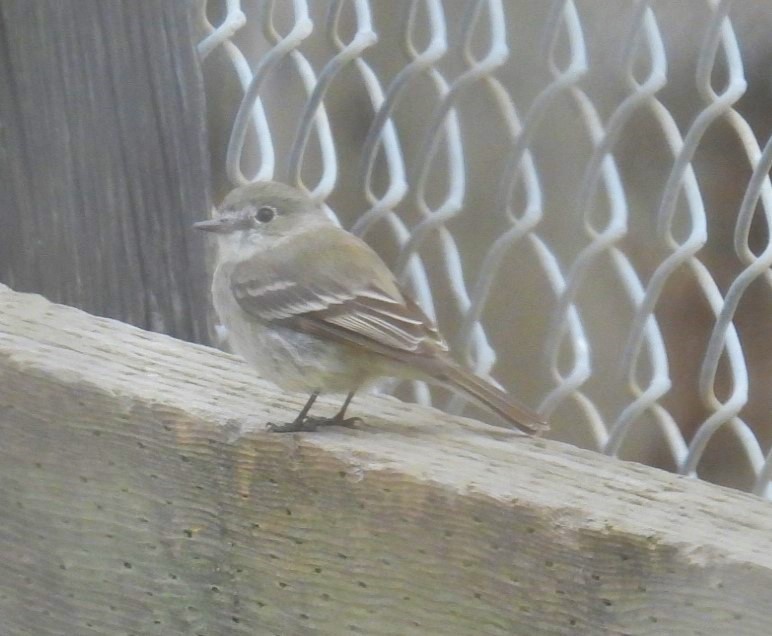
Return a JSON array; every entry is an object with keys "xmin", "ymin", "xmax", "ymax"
[
  {"xmin": 266, "ymin": 415, "xmax": 362, "ymax": 433},
  {"xmin": 307, "ymin": 415, "xmax": 362, "ymax": 429},
  {"xmin": 265, "ymin": 419, "xmax": 317, "ymax": 433}
]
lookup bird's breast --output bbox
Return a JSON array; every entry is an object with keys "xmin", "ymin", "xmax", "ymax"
[{"xmin": 211, "ymin": 265, "xmax": 375, "ymax": 393}]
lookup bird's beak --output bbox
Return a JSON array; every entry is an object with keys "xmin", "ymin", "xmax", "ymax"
[{"xmin": 193, "ymin": 218, "xmax": 230, "ymax": 234}]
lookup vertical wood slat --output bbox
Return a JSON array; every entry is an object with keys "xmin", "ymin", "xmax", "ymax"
[{"xmin": 0, "ymin": 0, "xmax": 212, "ymax": 343}]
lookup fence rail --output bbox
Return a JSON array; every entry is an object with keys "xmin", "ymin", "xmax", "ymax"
[{"xmin": 2, "ymin": 284, "xmax": 771, "ymax": 634}]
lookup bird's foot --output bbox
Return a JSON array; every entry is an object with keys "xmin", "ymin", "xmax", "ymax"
[
  {"xmin": 305, "ymin": 414, "xmax": 362, "ymax": 430},
  {"xmin": 266, "ymin": 414, "xmax": 362, "ymax": 433},
  {"xmin": 265, "ymin": 418, "xmax": 318, "ymax": 433}
]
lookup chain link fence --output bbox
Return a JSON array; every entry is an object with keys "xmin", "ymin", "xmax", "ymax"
[{"xmin": 197, "ymin": 0, "xmax": 772, "ymax": 499}]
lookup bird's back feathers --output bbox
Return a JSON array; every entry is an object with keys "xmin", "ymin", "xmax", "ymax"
[{"xmin": 230, "ymin": 226, "xmax": 449, "ymax": 357}]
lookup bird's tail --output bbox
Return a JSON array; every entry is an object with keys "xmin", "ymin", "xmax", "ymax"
[{"xmin": 441, "ymin": 364, "xmax": 548, "ymax": 435}]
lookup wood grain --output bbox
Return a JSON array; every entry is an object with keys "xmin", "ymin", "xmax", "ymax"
[
  {"xmin": 0, "ymin": 0, "xmax": 211, "ymax": 343},
  {"xmin": 0, "ymin": 283, "xmax": 770, "ymax": 635}
]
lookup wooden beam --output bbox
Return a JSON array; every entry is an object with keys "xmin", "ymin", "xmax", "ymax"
[{"xmin": 0, "ymin": 283, "xmax": 770, "ymax": 635}]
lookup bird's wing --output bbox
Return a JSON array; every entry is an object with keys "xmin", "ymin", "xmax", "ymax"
[{"xmin": 230, "ymin": 227, "xmax": 448, "ymax": 358}]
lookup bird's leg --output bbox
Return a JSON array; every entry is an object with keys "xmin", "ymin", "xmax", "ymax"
[
  {"xmin": 266, "ymin": 391, "xmax": 320, "ymax": 432},
  {"xmin": 266, "ymin": 391, "xmax": 361, "ymax": 432},
  {"xmin": 303, "ymin": 391, "xmax": 362, "ymax": 429}
]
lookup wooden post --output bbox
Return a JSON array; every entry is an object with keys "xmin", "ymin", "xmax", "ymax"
[
  {"xmin": 0, "ymin": 0, "xmax": 212, "ymax": 343},
  {"xmin": 1, "ymin": 283, "xmax": 771, "ymax": 635}
]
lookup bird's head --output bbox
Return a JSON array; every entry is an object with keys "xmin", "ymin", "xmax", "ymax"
[{"xmin": 194, "ymin": 181, "xmax": 330, "ymax": 257}]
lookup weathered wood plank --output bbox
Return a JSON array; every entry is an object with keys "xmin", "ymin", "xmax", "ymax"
[
  {"xmin": 0, "ymin": 283, "xmax": 770, "ymax": 635},
  {"xmin": 0, "ymin": 0, "xmax": 211, "ymax": 343}
]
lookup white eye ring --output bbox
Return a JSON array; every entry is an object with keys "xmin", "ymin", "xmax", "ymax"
[{"xmin": 255, "ymin": 206, "xmax": 276, "ymax": 223}]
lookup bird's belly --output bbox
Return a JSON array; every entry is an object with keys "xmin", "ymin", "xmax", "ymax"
[{"xmin": 213, "ymin": 285, "xmax": 368, "ymax": 394}]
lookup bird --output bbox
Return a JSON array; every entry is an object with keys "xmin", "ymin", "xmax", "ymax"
[{"xmin": 194, "ymin": 181, "xmax": 547, "ymax": 435}]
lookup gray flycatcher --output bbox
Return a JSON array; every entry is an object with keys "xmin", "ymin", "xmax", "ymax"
[{"xmin": 195, "ymin": 181, "xmax": 547, "ymax": 435}]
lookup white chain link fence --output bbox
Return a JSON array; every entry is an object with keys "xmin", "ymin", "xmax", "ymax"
[{"xmin": 197, "ymin": 0, "xmax": 772, "ymax": 499}]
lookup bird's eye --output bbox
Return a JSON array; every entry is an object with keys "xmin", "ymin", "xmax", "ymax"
[{"xmin": 255, "ymin": 206, "xmax": 276, "ymax": 223}]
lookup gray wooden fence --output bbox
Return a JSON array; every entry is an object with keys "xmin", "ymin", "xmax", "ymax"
[{"xmin": 0, "ymin": 0, "xmax": 212, "ymax": 343}]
